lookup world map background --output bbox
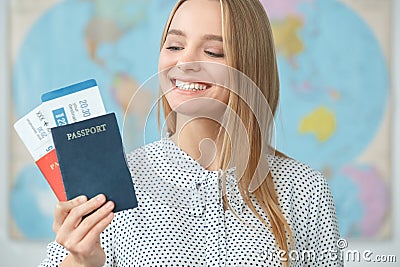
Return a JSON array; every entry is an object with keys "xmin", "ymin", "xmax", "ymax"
[{"xmin": 9, "ymin": 0, "xmax": 392, "ymax": 240}]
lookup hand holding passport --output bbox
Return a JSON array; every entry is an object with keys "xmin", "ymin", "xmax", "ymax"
[{"xmin": 14, "ymin": 79, "xmax": 138, "ymax": 212}]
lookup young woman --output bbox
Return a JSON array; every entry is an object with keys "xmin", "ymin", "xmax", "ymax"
[{"xmin": 40, "ymin": 0, "xmax": 342, "ymax": 266}]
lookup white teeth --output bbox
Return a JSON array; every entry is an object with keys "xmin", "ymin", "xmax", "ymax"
[{"xmin": 175, "ymin": 80, "xmax": 208, "ymax": 91}]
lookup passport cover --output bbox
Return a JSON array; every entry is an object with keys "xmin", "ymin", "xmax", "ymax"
[
  {"xmin": 51, "ymin": 113, "xmax": 138, "ymax": 212},
  {"xmin": 36, "ymin": 149, "xmax": 67, "ymax": 201}
]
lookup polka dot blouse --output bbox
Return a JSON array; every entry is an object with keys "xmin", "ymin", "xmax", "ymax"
[{"xmin": 39, "ymin": 138, "xmax": 343, "ymax": 266}]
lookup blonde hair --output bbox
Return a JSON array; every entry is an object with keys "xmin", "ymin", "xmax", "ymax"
[{"xmin": 159, "ymin": 0, "xmax": 293, "ymax": 264}]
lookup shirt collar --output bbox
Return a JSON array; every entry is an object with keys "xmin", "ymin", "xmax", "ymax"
[
  {"xmin": 136, "ymin": 138, "xmax": 244, "ymax": 216},
  {"xmin": 158, "ymin": 138, "xmax": 245, "ymax": 216}
]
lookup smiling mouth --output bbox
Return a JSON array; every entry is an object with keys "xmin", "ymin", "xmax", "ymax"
[{"xmin": 173, "ymin": 79, "xmax": 212, "ymax": 92}]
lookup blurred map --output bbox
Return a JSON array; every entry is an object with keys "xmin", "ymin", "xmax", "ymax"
[
  {"xmin": 262, "ymin": 0, "xmax": 392, "ymax": 238},
  {"xmin": 10, "ymin": 0, "xmax": 392, "ymax": 240}
]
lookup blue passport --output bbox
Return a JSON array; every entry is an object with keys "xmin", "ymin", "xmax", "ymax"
[{"xmin": 51, "ymin": 113, "xmax": 138, "ymax": 212}]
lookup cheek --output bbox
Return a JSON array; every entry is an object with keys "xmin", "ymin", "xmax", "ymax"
[
  {"xmin": 211, "ymin": 86, "xmax": 230, "ymax": 106},
  {"xmin": 158, "ymin": 50, "xmax": 174, "ymax": 72},
  {"xmin": 158, "ymin": 50, "xmax": 174, "ymax": 95},
  {"xmin": 219, "ymin": 87, "xmax": 230, "ymax": 104}
]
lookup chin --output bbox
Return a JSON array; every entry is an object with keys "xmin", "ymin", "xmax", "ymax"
[{"xmin": 172, "ymin": 103, "xmax": 227, "ymax": 122}]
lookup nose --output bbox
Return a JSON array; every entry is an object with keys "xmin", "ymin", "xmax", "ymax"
[
  {"xmin": 178, "ymin": 61, "xmax": 201, "ymax": 72},
  {"xmin": 177, "ymin": 49, "xmax": 201, "ymax": 72}
]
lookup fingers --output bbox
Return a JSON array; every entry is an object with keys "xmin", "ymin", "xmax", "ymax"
[
  {"xmin": 57, "ymin": 200, "xmax": 114, "ymax": 254},
  {"xmin": 53, "ymin": 195, "xmax": 87, "ymax": 233},
  {"xmin": 72, "ymin": 208, "xmax": 114, "ymax": 253},
  {"xmin": 52, "ymin": 194, "xmax": 114, "ymax": 267},
  {"xmin": 69, "ymin": 200, "xmax": 114, "ymax": 243},
  {"xmin": 62, "ymin": 194, "xmax": 108, "ymax": 231}
]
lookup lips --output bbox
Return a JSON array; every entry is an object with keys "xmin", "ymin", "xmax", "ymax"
[{"xmin": 172, "ymin": 79, "xmax": 212, "ymax": 92}]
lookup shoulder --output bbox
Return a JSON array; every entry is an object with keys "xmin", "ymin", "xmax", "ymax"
[
  {"xmin": 268, "ymin": 155, "xmax": 335, "ymax": 215},
  {"xmin": 268, "ymin": 155, "xmax": 326, "ymax": 190},
  {"xmin": 268, "ymin": 155, "xmax": 340, "ymax": 232}
]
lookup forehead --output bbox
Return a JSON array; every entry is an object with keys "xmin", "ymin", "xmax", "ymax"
[{"xmin": 169, "ymin": 0, "xmax": 222, "ymax": 35}]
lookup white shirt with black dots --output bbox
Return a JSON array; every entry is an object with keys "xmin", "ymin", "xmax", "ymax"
[{"xmin": 40, "ymin": 138, "xmax": 343, "ymax": 267}]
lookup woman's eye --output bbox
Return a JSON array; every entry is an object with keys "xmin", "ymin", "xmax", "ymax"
[
  {"xmin": 205, "ymin": 50, "xmax": 224, "ymax": 58},
  {"xmin": 166, "ymin": 46, "xmax": 183, "ymax": 51}
]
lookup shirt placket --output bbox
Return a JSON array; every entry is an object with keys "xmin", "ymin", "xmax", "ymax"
[{"xmin": 201, "ymin": 172, "xmax": 226, "ymax": 267}]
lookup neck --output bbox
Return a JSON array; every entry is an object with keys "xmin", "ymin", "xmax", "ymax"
[{"xmin": 170, "ymin": 114, "xmax": 223, "ymax": 171}]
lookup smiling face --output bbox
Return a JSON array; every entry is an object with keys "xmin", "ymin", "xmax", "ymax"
[{"xmin": 158, "ymin": 0, "xmax": 230, "ymax": 118}]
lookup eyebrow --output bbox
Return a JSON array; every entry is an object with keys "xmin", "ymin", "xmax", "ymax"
[
  {"xmin": 167, "ymin": 29, "xmax": 223, "ymax": 42},
  {"xmin": 167, "ymin": 29, "xmax": 186, "ymax": 37}
]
